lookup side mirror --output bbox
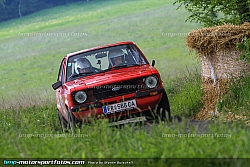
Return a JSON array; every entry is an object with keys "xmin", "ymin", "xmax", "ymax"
[
  {"xmin": 152, "ymin": 60, "xmax": 155, "ymax": 67},
  {"xmin": 52, "ymin": 81, "xmax": 62, "ymax": 90}
]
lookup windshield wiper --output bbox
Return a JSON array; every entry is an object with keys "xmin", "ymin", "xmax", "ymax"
[
  {"xmin": 128, "ymin": 64, "xmax": 140, "ymax": 67},
  {"xmin": 70, "ymin": 71, "xmax": 94, "ymax": 78},
  {"xmin": 113, "ymin": 64, "xmax": 128, "ymax": 68}
]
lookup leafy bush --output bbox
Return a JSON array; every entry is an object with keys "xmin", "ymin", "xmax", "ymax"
[{"xmin": 237, "ymin": 37, "xmax": 250, "ymax": 62}]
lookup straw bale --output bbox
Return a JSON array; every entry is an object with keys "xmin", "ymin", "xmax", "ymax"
[
  {"xmin": 187, "ymin": 23, "xmax": 250, "ymax": 120},
  {"xmin": 195, "ymin": 50, "xmax": 250, "ymax": 120},
  {"xmin": 194, "ymin": 77, "xmax": 231, "ymax": 120},
  {"xmin": 186, "ymin": 22, "xmax": 250, "ymax": 59},
  {"xmin": 202, "ymin": 50, "xmax": 250, "ymax": 79}
]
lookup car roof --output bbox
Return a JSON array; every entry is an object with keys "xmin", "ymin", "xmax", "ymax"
[{"xmin": 64, "ymin": 41, "xmax": 136, "ymax": 59}]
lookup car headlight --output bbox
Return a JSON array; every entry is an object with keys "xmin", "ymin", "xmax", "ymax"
[
  {"xmin": 145, "ymin": 76, "xmax": 158, "ymax": 88},
  {"xmin": 74, "ymin": 91, "xmax": 87, "ymax": 103}
]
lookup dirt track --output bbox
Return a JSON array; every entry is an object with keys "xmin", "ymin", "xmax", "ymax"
[{"xmin": 142, "ymin": 117, "xmax": 215, "ymax": 134}]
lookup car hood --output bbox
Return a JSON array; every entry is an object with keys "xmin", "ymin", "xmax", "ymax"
[{"xmin": 66, "ymin": 65, "xmax": 157, "ymax": 90}]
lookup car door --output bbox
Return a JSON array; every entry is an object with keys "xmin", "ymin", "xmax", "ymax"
[{"xmin": 56, "ymin": 59, "xmax": 68, "ymax": 118}]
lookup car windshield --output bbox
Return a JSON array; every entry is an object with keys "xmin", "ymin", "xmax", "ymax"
[{"xmin": 66, "ymin": 44, "xmax": 148, "ymax": 81}]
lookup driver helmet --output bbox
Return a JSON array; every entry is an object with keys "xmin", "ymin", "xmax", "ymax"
[
  {"xmin": 75, "ymin": 58, "xmax": 92, "ymax": 74},
  {"xmin": 108, "ymin": 50, "xmax": 125, "ymax": 66}
]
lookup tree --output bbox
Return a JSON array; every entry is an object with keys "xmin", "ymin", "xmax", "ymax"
[
  {"xmin": 0, "ymin": 0, "xmax": 87, "ymax": 22},
  {"xmin": 174, "ymin": 0, "xmax": 250, "ymax": 27},
  {"xmin": 0, "ymin": 0, "xmax": 5, "ymax": 7}
]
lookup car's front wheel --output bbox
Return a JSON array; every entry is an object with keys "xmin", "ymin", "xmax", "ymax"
[
  {"xmin": 67, "ymin": 109, "xmax": 78, "ymax": 133},
  {"xmin": 57, "ymin": 109, "xmax": 67, "ymax": 132},
  {"xmin": 155, "ymin": 90, "xmax": 171, "ymax": 122}
]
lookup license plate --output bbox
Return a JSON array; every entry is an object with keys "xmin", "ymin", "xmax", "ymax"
[{"xmin": 102, "ymin": 100, "xmax": 137, "ymax": 115}]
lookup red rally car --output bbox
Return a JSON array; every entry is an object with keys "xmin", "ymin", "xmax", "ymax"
[{"xmin": 52, "ymin": 41, "xmax": 171, "ymax": 131}]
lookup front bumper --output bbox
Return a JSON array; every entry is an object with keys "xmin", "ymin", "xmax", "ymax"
[{"xmin": 71, "ymin": 88, "xmax": 164, "ymax": 120}]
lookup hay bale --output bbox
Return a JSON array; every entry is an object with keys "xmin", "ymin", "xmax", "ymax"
[
  {"xmin": 186, "ymin": 22, "xmax": 250, "ymax": 120},
  {"xmin": 195, "ymin": 77, "xmax": 231, "ymax": 120},
  {"xmin": 186, "ymin": 22, "xmax": 250, "ymax": 58},
  {"xmin": 202, "ymin": 50, "xmax": 250, "ymax": 79}
]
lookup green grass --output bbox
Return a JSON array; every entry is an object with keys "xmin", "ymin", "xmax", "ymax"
[
  {"xmin": 0, "ymin": 103, "xmax": 249, "ymax": 159},
  {"xmin": 166, "ymin": 68, "xmax": 203, "ymax": 117},
  {"xmin": 0, "ymin": 0, "xmax": 249, "ymax": 162},
  {"xmin": 218, "ymin": 75, "xmax": 250, "ymax": 121}
]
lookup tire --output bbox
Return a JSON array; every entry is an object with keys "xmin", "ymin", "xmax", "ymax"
[
  {"xmin": 57, "ymin": 109, "xmax": 67, "ymax": 133},
  {"xmin": 67, "ymin": 109, "xmax": 78, "ymax": 133},
  {"xmin": 155, "ymin": 90, "xmax": 171, "ymax": 122}
]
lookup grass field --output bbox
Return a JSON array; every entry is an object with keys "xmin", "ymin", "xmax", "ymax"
[{"xmin": 0, "ymin": 0, "xmax": 249, "ymax": 164}]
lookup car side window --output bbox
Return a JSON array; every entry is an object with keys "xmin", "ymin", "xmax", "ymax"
[
  {"xmin": 129, "ymin": 45, "xmax": 147, "ymax": 64},
  {"xmin": 123, "ymin": 49, "xmax": 137, "ymax": 65}
]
